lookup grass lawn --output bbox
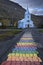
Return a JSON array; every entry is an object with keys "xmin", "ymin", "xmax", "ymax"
[
  {"xmin": 39, "ymin": 29, "xmax": 43, "ymax": 33},
  {"xmin": 0, "ymin": 29, "xmax": 22, "ymax": 40}
]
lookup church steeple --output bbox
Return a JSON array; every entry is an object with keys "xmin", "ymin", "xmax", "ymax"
[
  {"xmin": 24, "ymin": 0, "xmax": 30, "ymax": 16},
  {"xmin": 27, "ymin": 1, "xmax": 28, "ymax": 11},
  {"xmin": 24, "ymin": 2, "xmax": 30, "ymax": 20}
]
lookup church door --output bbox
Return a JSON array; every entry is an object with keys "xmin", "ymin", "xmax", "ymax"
[{"xmin": 28, "ymin": 24, "xmax": 29, "ymax": 28}]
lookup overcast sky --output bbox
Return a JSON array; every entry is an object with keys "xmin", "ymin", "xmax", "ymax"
[{"xmin": 10, "ymin": 0, "xmax": 43, "ymax": 15}]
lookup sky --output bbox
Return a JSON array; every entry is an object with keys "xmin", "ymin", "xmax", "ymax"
[{"xmin": 10, "ymin": 0, "xmax": 43, "ymax": 15}]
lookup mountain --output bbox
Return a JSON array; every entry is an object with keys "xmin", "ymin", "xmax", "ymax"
[
  {"xmin": 31, "ymin": 14, "xmax": 43, "ymax": 28},
  {"xmin": 0, "ymin": 0, "xmax": 25, "ymax": 27}
]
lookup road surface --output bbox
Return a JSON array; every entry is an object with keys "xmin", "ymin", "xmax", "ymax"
[{"xmin": 1, "ymin": 29, "xmax": 43, "ymax": 65}]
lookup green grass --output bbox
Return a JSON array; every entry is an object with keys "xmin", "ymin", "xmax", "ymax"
[
  {"xmin": 0, "ymin": 29, "xmax": 22, "ymax": 40},
  {"xmin": 39, "ymin": 30, "xmax": 43, "ymax": 33}
]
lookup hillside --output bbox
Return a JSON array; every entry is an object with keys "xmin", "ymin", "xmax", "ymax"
[
  {"xmin": 31, "ymin": 14, "xmax": 43, "ymax": 28},
  {"xmin": 0, "ymin": 0, "xmax": 25, "ymax": 27}
]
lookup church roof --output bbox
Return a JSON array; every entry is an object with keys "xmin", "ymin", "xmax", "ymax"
[{"xmin": 25, "ymin": 7, "xmax": 30, "ymax": 15}]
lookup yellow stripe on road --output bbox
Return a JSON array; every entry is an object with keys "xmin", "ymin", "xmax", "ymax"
[{"xmin": 20, "ymin": 38, "xmax": 33, "ymax": 40}]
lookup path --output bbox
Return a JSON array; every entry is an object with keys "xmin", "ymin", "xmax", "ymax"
[{"xmin": 1, "ymin": 29, "xmax": 43, "ymax": 65}]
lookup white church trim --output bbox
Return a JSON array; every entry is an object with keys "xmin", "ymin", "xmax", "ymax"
[{"xmin": 18, "ymin": 7, "xmax": 34, "ymax": 29}]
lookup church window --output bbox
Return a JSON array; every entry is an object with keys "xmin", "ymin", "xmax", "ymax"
[
  {"xmin": 27, "ymin": 20, "xmax": 29, "ymax": 22},
  {"xmin": 28, "ymin": 16, "xmax": 29, "ymax": 18}
]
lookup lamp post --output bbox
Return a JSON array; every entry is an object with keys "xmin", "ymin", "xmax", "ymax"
[{"xmin": 10, "ymin": 8, "xmax": 14, "ymax": 27}]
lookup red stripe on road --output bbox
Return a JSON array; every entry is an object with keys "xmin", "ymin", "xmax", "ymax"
[
  {"xmin": 16, "ymin": 45, "xmax": 36, "ymax": 47},
  {"xmin": 1, "ymin": 61, "xmax": 7, "ymax": 65},
  {"xmin": 21, "ymin": 61, "xmax": 26, "ymax": 65},
  {"xmin": 11, "ymin": 61, "xmax": 16, "ymax": 65},
  {"xmin": 34, "ymin": 62, "xmax": 41, "ymax": 65},
  {"xmin": 5, "ymin": 61, "xmax": 11, "ymax": 65},
  {"xmin": 26, "ymin": 61, "xmax": 30, "ymax": 65},
  {"xmin": 1, "ymin": 61, "xmax": 11, "ymax": 65},
  {"xmin": 15, "ymin": 61, "xmax": 21, "ymax": 65}
]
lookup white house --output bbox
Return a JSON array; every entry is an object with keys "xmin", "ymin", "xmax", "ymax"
[{"xmin": 18, "ymin": 7, "xmax": 34, "ymax": 28}]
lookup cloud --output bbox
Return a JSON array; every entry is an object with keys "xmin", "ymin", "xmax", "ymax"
[
  {"xmin": 10, "ymin": 0, "xmax": 43, "ymax": 15},
  {"xmin": 29, "ymin": 8, "xmax": 43, "ymax": 15},
  {"xmin": 10, "ymin": 0, "xmax": 43, "ymax": 8}
]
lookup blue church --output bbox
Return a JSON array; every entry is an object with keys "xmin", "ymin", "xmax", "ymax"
[{"xmin": 18, "ymin": 7, "xmax": 34, "ymax": 28}]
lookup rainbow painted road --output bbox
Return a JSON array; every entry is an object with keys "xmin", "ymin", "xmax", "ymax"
[{"xmin": 1, "ymin": 30, "xmax": 42, "ymax": 65}]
